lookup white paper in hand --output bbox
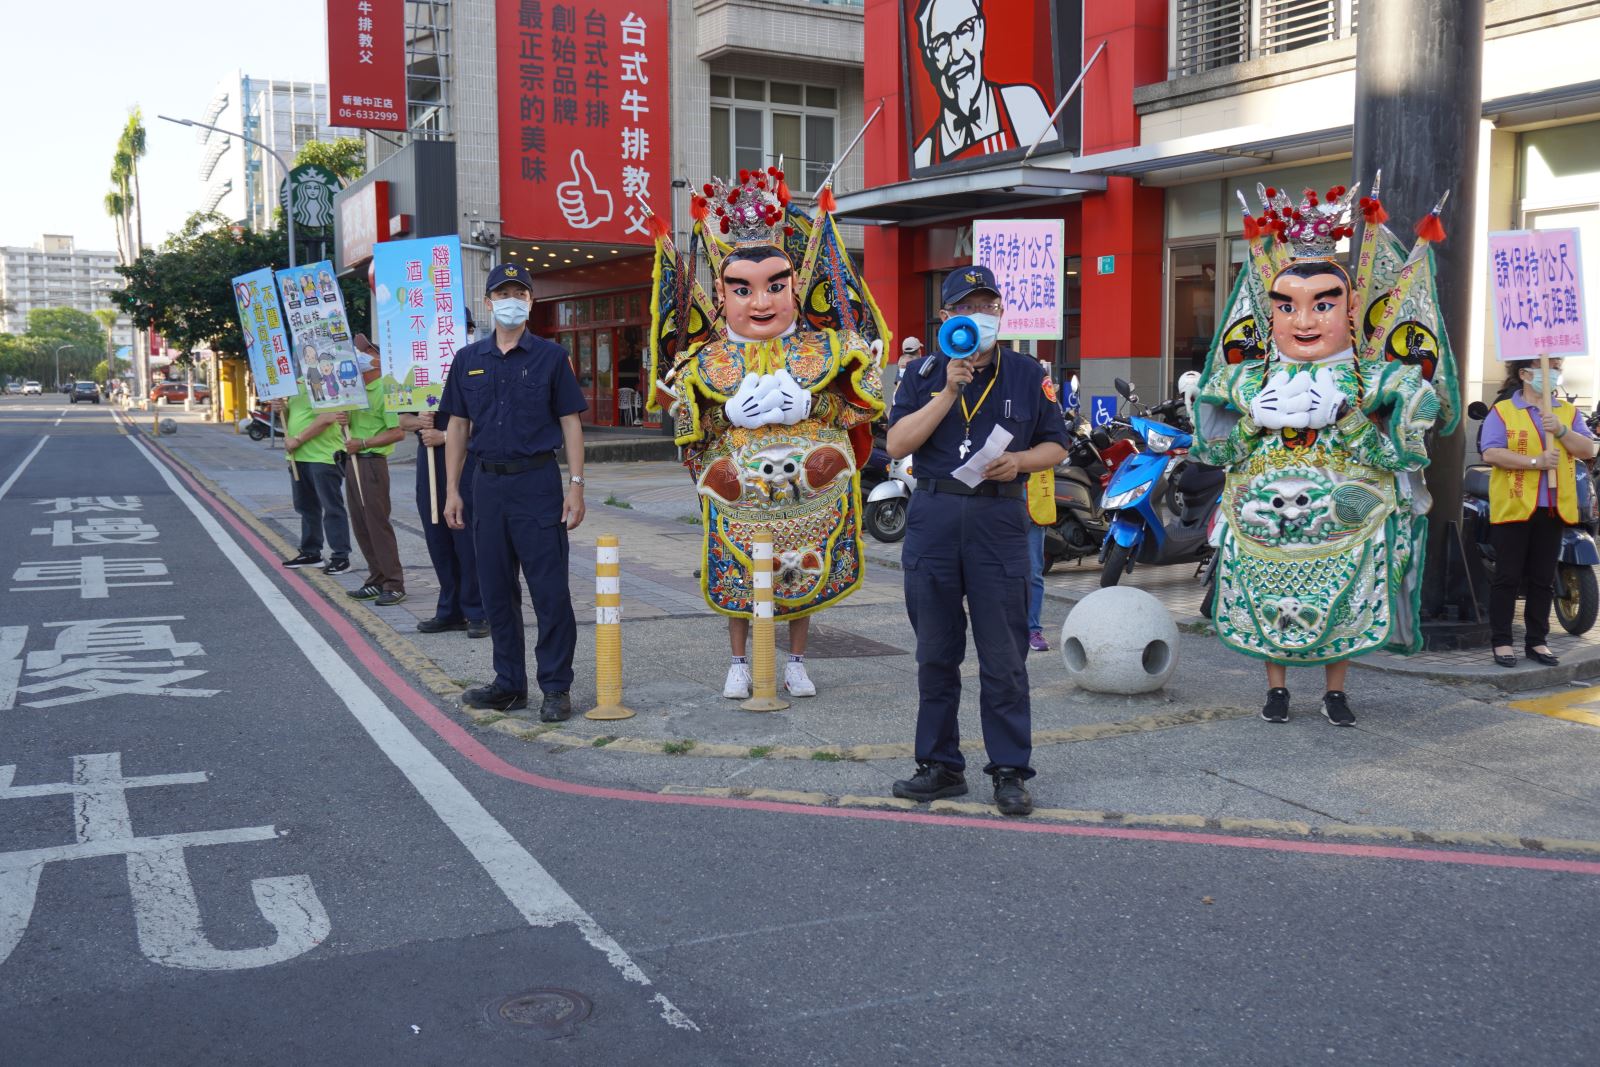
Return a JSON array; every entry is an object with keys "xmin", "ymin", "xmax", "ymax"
[{"xmin": 951, "ymin": 425, "xmax": 1015, "ymax": 487}]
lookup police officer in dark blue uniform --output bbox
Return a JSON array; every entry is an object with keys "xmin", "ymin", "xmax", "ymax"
[
  {"xmin": 886, "ymin": 265, "xmax": 1069, "ymax": 816},
  {"xmin": 400, "ymin": 402, "xmax": 487, "ymax": 638},
  {"xmin": 441, "ymin": 264, "xmax": 588, "ymax": 721}
]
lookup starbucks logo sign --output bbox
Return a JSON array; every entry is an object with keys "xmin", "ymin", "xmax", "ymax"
[{"xmin": 279, "ymin": 164, "xmax": 342, "ymax": 228}]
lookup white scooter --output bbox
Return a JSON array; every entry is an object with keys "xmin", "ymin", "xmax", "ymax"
[{"xmin": 864, "ymin": 455, "xmax": 914, "ymax": 543}]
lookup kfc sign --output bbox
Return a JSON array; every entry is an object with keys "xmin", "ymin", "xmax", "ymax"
[
  {"xmin": 495, "ymin": 0, "xmax": 671, "ymax": 245},
  {"xmin": 337, "ymin": 179, "xmax": 391, "ymax": 268},
  {"xmin": 902, "ymin": 0, "xmax": 1079, "ymax": 176},
  {"xmin": 327, "ymin": 0, "xmax": 407, "ymax": 131}
]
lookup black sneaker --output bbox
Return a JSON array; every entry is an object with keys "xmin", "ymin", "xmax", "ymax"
[
  {"xmin": 891, "ymin": 761, "xmax": 968, "ymax": 803},
  {"xmin": 1322, "ymin": 690, "xmax": 1356, "ymax": 727},
  {"xmin": 1261, "ymin": 688, "xmax": 1290, "ymax": 723},
  {"xmin": 539, "ymin": 691, "xmax": 573, "ymax": 722},
  {"xmin": 283, "ymin": 553, "xmax": 322, "ymax": 569},
  {"xmin": 462, "ymin": 684, "xmax": 528, "ymax": 711},
  {"xmin": 324, "ymin": 558, "xmax": 351, "ymax": 576},
  {"xmin": 375, "ymin": 590, "xmax": 407, "ymax": 607},
  {"xmin": 417, "ymin": 616, "xmax": 467, "ymax": 633},
  {"xmin": 466, "ymin": 619, "xmax": 490, "ymax": 639},
  {"xmin": 991, "ymin": 768, "xmax": 1034, "ymax": 817},
  {"xmin": 346, "ymin": 583, "xmax": 382, "ymax": 601}
]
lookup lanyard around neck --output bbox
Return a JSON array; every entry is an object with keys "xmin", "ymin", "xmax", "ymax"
[{"xmin": 959, "ymin": 358, "xmax": 1000, "ymax": 429}]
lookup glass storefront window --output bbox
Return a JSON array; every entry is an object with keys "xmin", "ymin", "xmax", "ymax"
[
  {"xmin": 592, "ymin": 295, "xmax": 612, "ymax": 321},
  {"xmin": 1166, "ymin": 182, "xmax": 1222, "ymax": 239},
  {"xmin": 1169, "ymin": 244, "xmax": 1219, "ymax": 385}
]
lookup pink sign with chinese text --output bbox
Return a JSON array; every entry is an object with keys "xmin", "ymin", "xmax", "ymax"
[
  {"xmin": 373, "ymin": 235, "xmax": 468, "ymax": 412},
  {"xmin": 973, "ymin": 219, "xmax": 1065, "ymax": 340},
  {"xmin": 1488, "ymin": 228, "xmax": 1588, "ymax": 360}
]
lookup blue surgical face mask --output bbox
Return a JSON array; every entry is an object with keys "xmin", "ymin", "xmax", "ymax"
[
  {"xmin": 491, "ymin": 297, "xmax": 530, "ymax": 328},
  {"xmin": 969, "ymin": 313, "xmax": 1001, "ymax": 352},
  {"xmin": 1527, "ymin": 369, "xmax": 1562, "ymax": 394}
]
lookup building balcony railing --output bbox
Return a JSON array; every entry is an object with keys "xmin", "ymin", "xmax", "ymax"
[{"xmin": 1171, "ymin": 0, "xmax": 1358, "ymax": 78}]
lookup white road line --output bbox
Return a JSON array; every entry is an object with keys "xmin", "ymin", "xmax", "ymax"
[
  {"xmin": 0, "ymin": 436, "xmax": 48, "ymax": 503},
  {"xmin": 121, "ymin": 428, "xmax": 697, "ymax": 1031}
]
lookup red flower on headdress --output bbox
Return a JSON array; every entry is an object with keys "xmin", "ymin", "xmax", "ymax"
[{"xmin": 1264, "ymin": 187, "xmax": 1277, "ymax": 198}]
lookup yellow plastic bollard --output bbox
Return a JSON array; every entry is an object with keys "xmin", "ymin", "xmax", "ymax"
[
  {"xmin": 741, "ymin": 530, "xmax": 789, "ymax": 712},
  {"xmin": 585, "ymin": 535, "xmax": 635, "ymax": 720}
]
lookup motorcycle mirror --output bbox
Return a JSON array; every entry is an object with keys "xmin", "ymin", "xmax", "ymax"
[
  {"xmin": 1466, "ymin": 401, "xmax": 1490, "ymax": 421},
  {"xmin": 1090, "ymin": 429, "xmax": 1112, "ymax": 449},
  {"xmin": 1114, "ymin": 377, "xmax": 1132, "ymax": 399},
  {"xmin": 1069, "ymin": 373, "xmax": 1079, "ymax": 396}
]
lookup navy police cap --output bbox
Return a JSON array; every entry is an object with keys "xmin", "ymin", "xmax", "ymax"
[
  {"xmin": 485, "ymin": 262, "xmax": 533, "ymax": 295},
  {"xmin": 941, "ymin": 264, "xmax": 1001, "ymax": 306}
]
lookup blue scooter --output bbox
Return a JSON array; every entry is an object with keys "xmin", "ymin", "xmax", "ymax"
[{"xmin": 1097, "ymin": 378, "xmax": 1224, "ymax": 588}]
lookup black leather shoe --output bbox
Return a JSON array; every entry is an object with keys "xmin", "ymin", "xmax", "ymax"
[
  {"xmin": 466, "ymin": 619, "xmax": 490, "ymax": 639},
  {"xmin": 540, "ymin": 691, "xmax": 573, "ymax": 722},
  {"xmin": 462, "ymin": 685, "xmax": 527, "ymax": 711},
  {"xmin": 417, "ymin": 616, "xmax": 468, "ymax": 633},
  {"xmin": 991, "ymin": 769, "xmax": 1034, "ymax": 817},
  {"xmin": 1525, "ymin": 647, "xmax": 1560, "ymax": 667},
  {"xmin": 1322, "ymin": 690, "xmax": 1356, "ymax": 727},
  {"xmin": 1493, "ymin": 650, "xmax": 1518, "ymax": 668},
  {"xmin": 1261, "ymin": 687, "xmax": 1290, "ymax": 723},
  {"xmin": 891, "ymin": 761, "xmax": 967, "ymax": 803}
]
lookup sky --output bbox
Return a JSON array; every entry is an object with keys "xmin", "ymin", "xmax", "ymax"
[{"xmin": 1, "ymin": 1, "xmax": 330, "ymax": 253}]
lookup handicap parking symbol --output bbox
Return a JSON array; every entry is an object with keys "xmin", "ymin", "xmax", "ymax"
[{"xmin": 1089, "ymin": 395, "xmax": 1117, "ymax": 427}]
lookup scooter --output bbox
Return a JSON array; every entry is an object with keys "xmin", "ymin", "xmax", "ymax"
[
  {"xmin": 1462, "ymin": 399, "xmax": 1599, "ymax": 636},
  {"xmin": 864, "ymin": 454, "xmax": 914, "ymax": 543},
  {"xmin": 1098, "ymin": 377, "xmax": 1224, "ymax": 588},
  {"xmin": 245, "ymin": 403, "xmax": 284, "ymax": 441}
]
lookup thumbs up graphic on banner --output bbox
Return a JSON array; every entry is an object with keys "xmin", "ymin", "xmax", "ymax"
[{"xmin": 555, "ymin": 150, "xmax": 614, "ymax": 230}]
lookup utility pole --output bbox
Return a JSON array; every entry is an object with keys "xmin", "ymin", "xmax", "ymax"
[
  {"xmin": 54, "ymin": 345, "xmax": 76, "ymax": 390},
  {"xmin": 1353, "ymin": 0, "xmax": 1488, "ymax": 649}
]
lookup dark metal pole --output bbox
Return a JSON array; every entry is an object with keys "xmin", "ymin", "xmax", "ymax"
[{"xmin": 1353, "ymin": 0, "xmax": 1487, "ymax": 648}]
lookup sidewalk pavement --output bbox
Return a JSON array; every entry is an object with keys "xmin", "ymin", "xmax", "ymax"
[{"xmin": 137, "ymin": 409, "xmax": 1600, "ymax": 852}]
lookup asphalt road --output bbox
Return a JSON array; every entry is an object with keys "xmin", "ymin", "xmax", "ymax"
[{"xmin": 1, "ymin": 395, "xmax": 1597, "ymax": 1066}]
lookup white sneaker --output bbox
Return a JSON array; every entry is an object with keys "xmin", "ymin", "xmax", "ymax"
[
  {"xmin": 783, "ymin": 659, "xmax": 817, "ymax": 697},
  {"xmin": 723, "ymin": 661, "xmax": 752, "ymax": 699}
]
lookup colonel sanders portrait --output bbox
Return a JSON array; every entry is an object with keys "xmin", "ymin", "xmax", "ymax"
[{"xmin": 911, "ymin": 0, "xmax": 1055, "ymax": 168}]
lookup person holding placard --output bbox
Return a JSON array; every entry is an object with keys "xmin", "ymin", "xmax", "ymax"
[
  {"xmin": 1478, "ymin": 357, "xmax": 1597, "ymax": 667},
  {"xmin": 274, "ymin": 388, "xmax": 350, "ymax": 575},
  {"xmin": 335, "ymin": 339, "xmax": 407, "ymax": 607}
]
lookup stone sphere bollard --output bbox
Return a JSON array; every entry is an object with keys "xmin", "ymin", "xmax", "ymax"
[
  {"xmin": 1059, "ymin": 586, "xmax": 1179, "ymax": 694},
  {"xmin": 159, "ymin": 418, "xmax": 178, "ymax": 436}
]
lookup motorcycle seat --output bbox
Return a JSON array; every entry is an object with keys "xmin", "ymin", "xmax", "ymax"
[
  {"xmin": 1177, "ymin": 464, "xmax": 1225, "ymax": 493},
  {"xmin": 1464, "ymin": 465, "xmax": 1490, "ymax": 499}
]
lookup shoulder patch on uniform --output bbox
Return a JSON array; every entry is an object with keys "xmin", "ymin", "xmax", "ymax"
[
  {"xmin": 467, "ymin": 368, "xmax": 486, "ymax": 375},
  {"xmin": 1042, "ymin": 378, "xmax": 1057, "ymax": 403}
]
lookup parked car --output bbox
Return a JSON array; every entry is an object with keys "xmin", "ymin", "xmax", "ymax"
[
  {"xmin": 21, "ymin": 381, "xmax": 41, "ymax": 395},
  {"xmin": 149, "ymin": 381, "xmax": 212, "ymax": 403},
  {"xmin": 69, "ymin": 381, "xmax": 100, "ymax": 404}
]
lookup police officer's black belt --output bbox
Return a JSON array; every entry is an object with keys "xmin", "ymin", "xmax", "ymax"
[
  {"xmin": 478, "ymin": 453, "xmax": 555, "ymax": 475},
  {"xmin": 916, "ymin": 478, "xmax": 1024, "ymax": 499}
]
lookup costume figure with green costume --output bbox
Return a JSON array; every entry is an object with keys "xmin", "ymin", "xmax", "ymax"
[{"xmin": 1191, "ymin": 174, "xmax": 1459, "ymax": 726}]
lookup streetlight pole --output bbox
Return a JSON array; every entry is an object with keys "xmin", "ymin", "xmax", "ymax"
[
  {"xmin": 54, "ymin": 345, "xmax": 75, "ymax": 390},
  {"xmin": 159, "ymin": 115, "xmax": 297, "ymax": 267}
]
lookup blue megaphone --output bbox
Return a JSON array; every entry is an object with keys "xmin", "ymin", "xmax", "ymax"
[{"xmin": 938, "ymin": 315, "xmax": 981, "ymax": 359}]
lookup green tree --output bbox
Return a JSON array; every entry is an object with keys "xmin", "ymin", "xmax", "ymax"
[
  {"xmin": 294, "ymin": 137, "xmax": 367, "ymax": 182},
  {"xmin": 25, "ymin": 308, "xmax": 107, "ymax": 383},
  {"xmin": 113, "ymin": 213, "xmax": 293, "ymax": 362}
]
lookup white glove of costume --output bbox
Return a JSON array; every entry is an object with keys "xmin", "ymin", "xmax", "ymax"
[
  {"xmin": 1250, "ymin": 370, "xmax": 1313, "ymax": 429},
  {"xmin": 765, "ymin": 369, "xmax": 812, "ymax": 426},
  {"xmin": 1302, "ymin": 367, "xmax": 1349, "ymax": 429},
  {"xmin": 725, "ymin": 373, "xmax": 770, "ymax": 429}
]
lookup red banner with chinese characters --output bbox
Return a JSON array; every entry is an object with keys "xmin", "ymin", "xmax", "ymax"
[
  {"xmin": 327, "ymin": 0, "xmax": 407, "ymax": 130},
  {"xmin": 495, "ymin": 0, "xmax": 671, "ymax": 245}
]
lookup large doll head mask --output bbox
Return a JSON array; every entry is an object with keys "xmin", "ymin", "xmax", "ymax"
[
  {"xmin": 716, "ymin": 245, "xmax": 797, "ymax": 341},
  {"xmin": 1268, "ymin": 259, "xmax": 1353, "ymax": 363}
]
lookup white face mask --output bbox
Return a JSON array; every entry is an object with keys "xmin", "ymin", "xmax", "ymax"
[
  {"xmin": 1526, "ymin": 368, "xmax": 1562, "ymax": 395},
  {"xmin": 968, "ymin": 313, "xmax": 1001, "ymax": 352},
  {"xmin": 355, "ymin": 352, "xmax": 377, "ymax": 372},
  {"xmin": 492, "ymin": 298, "xmax": 530, "ymax": 328}
]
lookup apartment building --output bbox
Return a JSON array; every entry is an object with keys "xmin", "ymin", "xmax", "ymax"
[{"xmin": 0, "ymin": 235, "xmax": 134, "ymax": 349}]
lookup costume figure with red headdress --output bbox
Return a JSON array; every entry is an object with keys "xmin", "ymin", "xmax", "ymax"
[
  {"xmin": 644, "ymin": 168, "xmax": 889, "ymax": 699},
  {"xmin": 1192, "ymin": 175, "xmax": 1459, "ymax": 726}
]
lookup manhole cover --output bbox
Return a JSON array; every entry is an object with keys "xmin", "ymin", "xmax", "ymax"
[
  {"xmin": 487, "ymin": 988, "xmax": 593, "ymax": 1038},
  {"xmin": 777, "ymin": 623, "xmax": 907, "ymax": 659}
]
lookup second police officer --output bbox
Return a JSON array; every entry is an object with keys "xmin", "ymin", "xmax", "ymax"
[
  {"xmin": 886, "ymin": 266, "xmax": 1069, "ymax": 817},
  {"xmin": 441, "ymin": 263, "xmax": 588, "ymax": 722}
]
